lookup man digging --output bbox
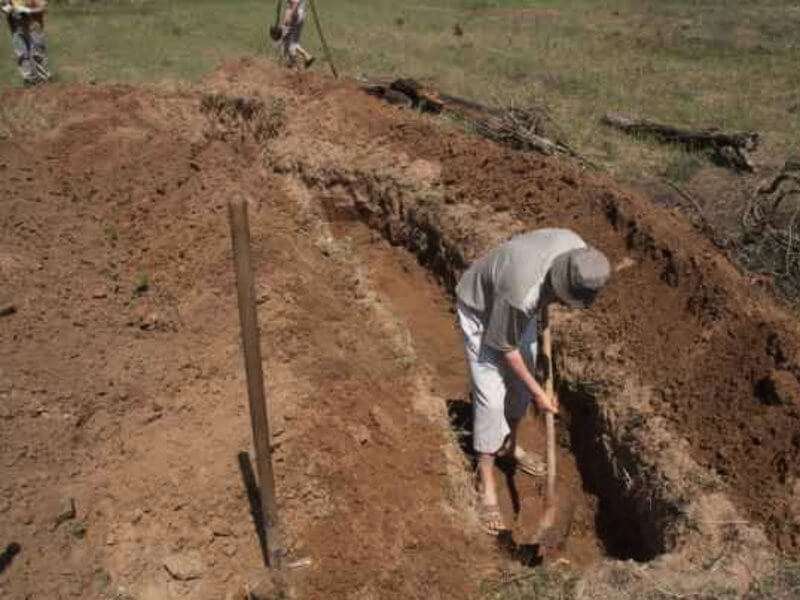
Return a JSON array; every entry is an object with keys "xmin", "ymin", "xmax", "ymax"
[
  {"xmin": 455, "ymin": 228, "xmax": 610, "ymax": 535},
  {"xmin": 279, "ymin": 0, "xmax": 315, "ymax": 69}
]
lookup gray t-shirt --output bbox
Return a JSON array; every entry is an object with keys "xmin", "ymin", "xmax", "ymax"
[{"xmin": 455, "ymin": 228, "xmax": 586, "ymax": 352}]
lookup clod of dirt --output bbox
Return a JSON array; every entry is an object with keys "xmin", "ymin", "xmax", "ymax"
[
  {"xmin": 227, "ymin": 574, "xmax": 284, "ymax": 600},
  {"xmin": 347, "ymin": 423, "xmax": 372, "ymax": 446},
  {"xmin": 53, "ymin": 497, "xmax": 76, "ymax": 530},
  {"xmin": 200, "ymin": 93, "xmax": 285, "ymax": 144},
  {"xmin": 163, "ymin": 551, "xmax": 204, "ymax": 581},
  {"xmin": 368, "ymin": 405, "xmax": 399, "ymax": 440},
  {"xmin": 129, "ymin": 302, "xmax": 160, "ymax": 331},
  {"xmin": 755, "ymin": 370, "xmax": 800, "ymax": 406},
  {"xmin": 0, "ymin": 303, "xmax": 16, "ymax": 317},
  {"xmin": 210, "ymin": 517, "xmax": 233, "ymax": 537},
  {"xmin": 65, "ymin": 521, "xmax": 86, "ymax": 539}
]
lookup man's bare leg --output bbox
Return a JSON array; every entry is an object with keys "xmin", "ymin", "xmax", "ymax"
[
  {"xmin": 477, "ymin": 452, "xmax": 504, "ymax": 534},
  {"xmin": 294, "ymin": 44, "xmax": 315, "ymax": 68}
]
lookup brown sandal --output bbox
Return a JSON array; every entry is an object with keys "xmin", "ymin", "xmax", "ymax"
[
  {"xmin": 515, "ymin": 450, "xmax": 546, "ymax": 478},
  {"xmin": 478, "ymin": 503, "xmax": 507, "ymax": 536}
]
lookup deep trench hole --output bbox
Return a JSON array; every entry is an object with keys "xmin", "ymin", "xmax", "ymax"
[
  {"xmin": 318, "ymin": 193, "xmax": 668, "ymax": 565},
  {"xmin": 557, "ymin": 386, "xmax": 667, "ymax": 562}
]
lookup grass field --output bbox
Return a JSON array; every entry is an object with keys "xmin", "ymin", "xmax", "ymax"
[
  {"xmin": 3, "ymin": 0, "xmax": 799, "ymax": 169},
  {"xmin": 2, "ymin": 0, "xmax": 800, "ymax": 291}
]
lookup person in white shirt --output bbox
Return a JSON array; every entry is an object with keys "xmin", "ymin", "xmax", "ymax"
[
  {"xmin": 456, "ymin": 228, "xmax": 610, "ymax": 535},
  {"xmin": 281, "ymin": 0, "xmax": 315, "ymax": 69}
]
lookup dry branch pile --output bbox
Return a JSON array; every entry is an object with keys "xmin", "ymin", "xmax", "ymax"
[
  {"xmin": 200, "ymin": 93, "xmax": 285, "ymax": 144},
  {"xmin": 361, "ymin": 78, "xmax": 583, "ymax": 163},
  {"xmin": 739, "ymin": 158, "xmax": 800, "ymax": 297},
  {"xmin": 452, "ymin": 96, "xmax": 579, "ymax": 160},
  {"xmin": 602, "ymin": 112, "xmax": 760, "ymax": 172}
]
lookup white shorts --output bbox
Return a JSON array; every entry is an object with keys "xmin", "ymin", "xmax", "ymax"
[
  {"xmin": 457, "ymin": 301, "xmax": 538, "ymax": 454},
  {"xmin": 282, "ymin": 18, "xmax": 304, "ymax": 57}
]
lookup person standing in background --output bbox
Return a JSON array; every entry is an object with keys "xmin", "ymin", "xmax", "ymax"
[
  {"xmin": 1, "ymin": 0, "xmax": 51, "ymax": 85},
  {"xmin": 281, "ymin": 0, "xmax": 315, "ymax": 69}
]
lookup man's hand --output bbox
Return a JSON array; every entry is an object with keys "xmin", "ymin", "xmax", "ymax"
[
  {"xmin": 504, "ymin": 348, "xmax": 559, "ymax": 414},
  {"xmin": 534, "ymin": 391, "xmax": 559, "ymax": 414}
]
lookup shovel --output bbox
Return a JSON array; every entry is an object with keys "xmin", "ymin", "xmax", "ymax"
[{"xmin": 531, "ymin": 304, "xmax": 575, "ymax": 551}]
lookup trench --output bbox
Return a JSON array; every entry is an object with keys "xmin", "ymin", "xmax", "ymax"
[{"xmin": 320, "ymin": 197, "xmax": 668, "ymax": 566}]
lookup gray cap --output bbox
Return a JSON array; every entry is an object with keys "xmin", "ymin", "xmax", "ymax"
[{"xmin": 549, "ymin": 246, "xmax": 610, "ymax": 308}]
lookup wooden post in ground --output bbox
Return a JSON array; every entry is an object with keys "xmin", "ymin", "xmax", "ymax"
[{"xmin": 228, "ymin": 197, "xmax": 283, "ymax": 569}]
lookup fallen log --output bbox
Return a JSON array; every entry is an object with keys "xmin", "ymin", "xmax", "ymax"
[
  {"xmin": 361, "ymin": 77, "xmax": 443, "ymax": 113},
  {"xmin": 602, "ymin": 112, "xmax": 760, "ymax": 172}
]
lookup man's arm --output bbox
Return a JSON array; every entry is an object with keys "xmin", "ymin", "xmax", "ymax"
[
  {"xmin": 482, "ymin": 297, "xmax": 558, "ymax": 413},
  {"xmin": 505, "ymin": 349, "xmax": 558, "ymax": 413}
]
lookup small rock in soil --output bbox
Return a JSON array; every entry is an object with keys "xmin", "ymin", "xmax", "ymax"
[
  {"xmin": 65, "ymin": 521, "xmax": 86, "ymax": 539},
  {"xmin": 614, "ymin": 257, "xmax": 636, "ymax": 273},
  {"xmin": 210, "ymin": 517, "xmax": 233, "ymax": 537},
  {"xmin": 54, "ymin": 497, "xmax": 76, "ymax": 529},
  {"xmin": 369, "ymin": 405, "xmax": 399, "ymax": 440},
  {"xmin": 0, "ymin": 303, "xmax": 16, "ymax": 317},
  {"xmin": 163, "ymin": 551, "xmax": 204, "ymax": 581},
  {"xmin": 347, "ymin": 423, "xmax": 372, "ymax": 446}
]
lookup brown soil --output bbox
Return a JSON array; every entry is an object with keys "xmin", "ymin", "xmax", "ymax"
[
  {"xmin": 2, "ymin": 59, "xmax": 800, "ymax": 599},
  {"xmin": 274, "ymin": 60, "xmax": 800, "ymax": 557},
  {"xmin": 0, "ymin": 82, "xmax": 497, "ymax": 600}
]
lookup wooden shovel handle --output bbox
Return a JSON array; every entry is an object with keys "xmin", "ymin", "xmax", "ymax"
[{"xmin": 541, "ymin": 306, "xmax": 557, "ymax": 502}]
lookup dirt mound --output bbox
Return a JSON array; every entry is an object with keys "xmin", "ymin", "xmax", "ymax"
[
  {"xmin": 2, "ymin": 59, "xmax": 800, "ymax": 599},
  {"xmin": 0, "ymin": 77, "xmax": 496, "ymax": 599}
]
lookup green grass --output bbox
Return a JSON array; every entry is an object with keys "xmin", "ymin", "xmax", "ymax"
[
  {"xmin": 4, "ymin": 0, "xmax": 797, "ymax": 171},
  {"xmin": 2, "ymin": 0, "xmax": 799, "ymax": 215},
  {"xmin": 0, "ymin": 0, "xmax": 269, "ymax": 84}
]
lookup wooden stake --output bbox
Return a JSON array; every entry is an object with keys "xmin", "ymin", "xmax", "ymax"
[
  {"xmin": 308, "ymin": 0, "xmax": 338, "ymax": 78},
  {"xmin": 228, "ymin": 197, "xmax": 283, "ymax": 569},
  {"xmin": 541, "ymin": 306, "xmax": 556, "ymax": 504}
]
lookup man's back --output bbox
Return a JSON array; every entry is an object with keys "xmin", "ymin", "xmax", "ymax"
[{"xmin": 456, "ymin": 228, "xmax": 586, "ymax": 315}]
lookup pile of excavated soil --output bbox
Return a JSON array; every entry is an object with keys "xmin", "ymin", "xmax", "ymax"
[
  {"xmin": 2, "ymin": 60, "xmax": 800, "ymax": 599},
  {"xmin": 0, "ymin": 82, "xmax": 497, "ymax": 599}
]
